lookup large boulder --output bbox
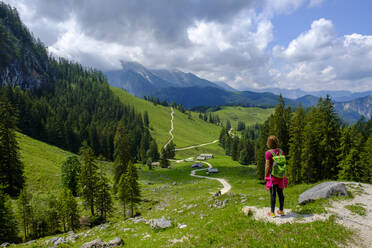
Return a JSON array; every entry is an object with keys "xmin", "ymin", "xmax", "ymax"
[
  {"xmin": 107, "ymin": 238, "xmax": 124, "ymax": 247},
  {"xmin": 149, "ymin": 217, "xmax": 172, "ymax": 230},
  {"xmin": 80, "ymin": 238, "xmax": 106, "ymax": 248},
  {"xmin": 298, "ymin": 181, "xmax": 348, "ymax": 205}
]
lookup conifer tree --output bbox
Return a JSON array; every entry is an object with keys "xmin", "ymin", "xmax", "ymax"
[
  {"xmin": 359, "ymin": 134, "xmax": 372, "ymax": 182},
  {"xmin": 273, "ymin": 94, "xmax": 290, "ymax": 155},
  {"xmin": 61, "ymin": 156, "xmax": 81, "ymax": 196},
  {"xmin": 126, "ymin": 162, "xmax": 141, "ymax": 217},
  {"xmin": 113, "ymin": 122, "xmax": 131, "ymax": 192},
  {"xmin": 301, "ymin": 107, "xmax": 321, "ymax": 183},
  {"xmin": 231, "ymin": 136, "xmax": 240, "ymax": 161},
  {"xmin": 17, "ymin": 188, "xmax": 31, "ymax": 241},
  {"xmin": 226, "ymin": 120, "xmax": 231, "ymax": 131},
  {"xmin": 58, "ymin": 189, "xmax": 80, "ymax": 232},
  {"xmin": 338, "ymin": 132, "xmax": 364, "ymax": 181},
  {"xmin": 143, "ymin": 111, "xmax": 149, "ymax": 127},
  {"xmin": 166, "ymin": 141, "xmax": 176, "ymax": 159},
  {"xmin": 0, "ymin": 94, "xmax": 24, "ymax": 197},
  {"xmin": 95, "ymin": 169, "xmax": 113, "ymax": 221},
  {"xmin": 287, "ymin": 105, "xmax": 305, "ymax": 184},
  {"xmin": 79, "ymin": 144, "xmax": 98, "ymax": 216},
  {"xmin": 118, "ymin": 173, "xmax": 129, "ymax": 219},
  {"xmin": 147, "ymin": 139, "xmax": 159, "ymax": 161},
  {"xmin": 0, "ymin": 186, "xmax": 19, "ymax": 243},
  {"xmin": 160, "ymin": 147, "xmax": 170, "ymax": 168},
  {"xmin": 317, "ymin": 95, "xmax": 341, "ymax": 179}
]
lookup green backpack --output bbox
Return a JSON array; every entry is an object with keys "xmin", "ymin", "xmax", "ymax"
[{"xmin": 269, "ymin": 149, "xmax": 286, "ymax": 178}]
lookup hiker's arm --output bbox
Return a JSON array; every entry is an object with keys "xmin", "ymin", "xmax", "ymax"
[{"xmin": 265, "ymin": 160, "xmax": 270, "ymax": 178}]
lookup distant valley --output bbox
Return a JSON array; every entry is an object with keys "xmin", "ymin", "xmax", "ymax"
[{"xmin": 105, "ymin": 62, "xmax": 371, "ymax": 123}]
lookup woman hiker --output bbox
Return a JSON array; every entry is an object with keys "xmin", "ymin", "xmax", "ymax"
[{"xmin": 265, "ymin": 135, "xmax": 288, "ymax": 217}]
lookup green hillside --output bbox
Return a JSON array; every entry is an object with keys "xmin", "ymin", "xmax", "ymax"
[
  {"xmin": 17, "ymin": 132, "xmax": 73, "ymax": 193},
  {"xmin": 111, "ymin": 87, "xmax": 221, "ymax": 148},
  {"xmin": 214, "ymin": 106, "xmax": 274, "ymax": 128}
]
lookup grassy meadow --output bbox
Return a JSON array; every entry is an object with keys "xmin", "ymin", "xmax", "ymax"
[
  {"xmin": 111, "ymin": 87, "xmax": 221, "ymax": 148},
  {"xmin": 15, "ymin": 132, "xmax": 355, "ymax": 248},
  {"xmin": 213, "ymin": 106, "xmax": 274, "ymax": 128}
]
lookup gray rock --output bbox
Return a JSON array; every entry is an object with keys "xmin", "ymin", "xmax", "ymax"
[
  {"xmin": 149, "ymin": 217, "xmax": 172, "ymax": 230},
  {"xmin": 131, "ymin": 216, "xmax": 147, "ymax": 224},
  {"xmin": 172, "ymin": 181, "xmax": 177, "ymax": 186},
  {"xmin": 1, "ymin": 243, "xmax": 10, "ymax": 247},
  {"xmin": 107, "ymin": 238, "xmax": 124, "ymax": 247},
  {"xmin": 46, "ymin": 236, "xmax": 68, "ymax": 246},
  {"xmin": 298, "ymin": 181, "xmax": 348, "ymax": 205},
  {"xmin": 25, "ymin": 240, "xmax": 35, "ymax": 245},
  {"xmin": 80, "ymin": 238, "xmax": 106, "ymax": 248}
]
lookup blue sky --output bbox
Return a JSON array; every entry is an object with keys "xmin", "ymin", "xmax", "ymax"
[
  {"xmin": 273, "ymin": 0, "xmax": 371, "ymax": 46},
  {"xmin": 4, "ymin": 0, "xmax": 372, "ymax": 92}
]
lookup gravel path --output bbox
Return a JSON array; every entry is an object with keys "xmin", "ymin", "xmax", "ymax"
[
  {"xmin": 163, "ymin": 107, "xmax": 174, "ymax": 150},
  {"xmin": 326, "ymin": 183, "xmax": 372, "ymax": 248},
  {"xmin": 175, "ymin": 140, "xmax": 218, "ymax": 151},
  {"xmin": 190, "ymin": 161, "xmax": 231, "ymax": 195}
]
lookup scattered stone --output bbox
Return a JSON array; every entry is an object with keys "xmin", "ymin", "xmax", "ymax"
[
  {"xmin": 169, "ymin": 236, "xmax": 189, "ymax": 244},
  {"xmin": 122, "ymin": 228, "xmax": 134, "ymax": 232},
  {"xmin": 213, "ymin": 191, "xmax": 222, "ymax": 197},
  {"xmin": 178, "ymin": 224, "xmax": 187, "ymax": 229},
  {"xmin": 241, "ymin": 199, "xmax": 247, "ymax": 203},
  {"xmin": 107, "ymin": 238, "xmax": 124, "ymax": 247},
  {"xmin": 25, "ymin": 240, "xmax": 35, "ymax": 245},
  {"xmin": 177, "ymin": 210, "xmax": 184, "ymax": 214},
  {"xmin": 1, "ymin": 243, "xmax": 10, "ymax": 247},
  {"xmin": 172, "ymin": 181, "xmax": 177, "ymax": 186},
  {"xmin": 200, "ymin": 214, "xmax": 208, "ymax": 219},
  {"xmin": 142, "ymin": 233, "xmax": 151, "ymax": 239},
  {"xmin": 149, "ymin": 217, "xmax": 172, "ymax": 230},
  {"xmin": 98, "ymin": 223, "xmax": 110, "ymax": 231},
  {"xmin": 187, "ymin": 204, "xmax": 197, "ymax": 210},
  {"xmin": 80, "ymin": 238, "xmax": 107, "ymax": 248},
  {"xmin": 259, "ymin": 197, "xmax": 265, "ymax": 201},
  {"xmin": 298, "ymin": 182, "xmax": 348, "ymax": 205},
  {"xmin": 131, "ymin": 216, "xmax": 147, "ymax": 224},
  {"xmin": 46, "ymin": 236, "xmax": 69, "ymax": 247},
  {"xmin": 242, "ymin": 206, "xmax": 254, "ymax": 216}
]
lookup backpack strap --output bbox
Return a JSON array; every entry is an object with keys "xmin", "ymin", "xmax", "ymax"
[
  {"xmin": 269, "ymin": 149, "xmax": 276, "ymax": 157},
  {"xmin": 278, "ymin": 148, "xmax": 283, "ymax": 156}
]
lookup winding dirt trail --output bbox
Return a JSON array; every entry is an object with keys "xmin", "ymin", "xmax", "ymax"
[
  {"xmin": 190, "ymin": 161, "xmax": 231, "ymax": 195},
  {"xmin": 163, "ymin": 107, "xmax": 174, "ymax": 150},
  {"xmin": 175, "ymin": 140, "xmax": 218, "ymax": 151},
  {"xmin": 163, "ymin": 107, "xmax": 231, "ymax": 194}
]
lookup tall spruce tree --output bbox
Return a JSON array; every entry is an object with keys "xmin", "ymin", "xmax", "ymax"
[
  {"xmin": 0, "ymin": 186, "xmax": 19, "ymax": 243},
  {"xmin": 338, "ymin": 131, "xmax": 364, "ymax": 181},
  {"xmin": 61, "ymin": 156, "xmax": 81, "ymax": 196},
  {"xmin": 318, "ymin": 96, "xmax": 341, "ymax": 179},
  {"xmin": 113, "ymin": 122, "xmax": 132, "ymax": 193},
  {"xmin": 273, "ymin": 94, "xmax": 290, "ymax": 155},
  {"xmin": 79, "ymin": 145, "xmax": 98, "ymax": 216},
  {"xmin": 147, "ymin": 139, "xmax": 159, "ymax": 162},
  {"xmin": 58, "ymin": 189, "xmax": 80, "ymax": 232},
  {"xmin": 126, "ymin": 162, "xmax": 141, "ymax": 217},
  {"xmin": 287, "ymin": 105, "xmax": 305, "ymax": 184},
  {"xmin": 231, "ymin": 136, "xmax": 240, "ymax": 161},
  {"xmin": 0, "ymin": 94, "xmax": 24, "ymax": 197},
  {"xmin": 359, "ymin": 134, "xmax": 372, "ymax": 182},
  {"xmin": 95, "ymin": 169, "xmax": 113, "ymax": 222},
  {"xmin": 16, "ymin": 188, "xmax": 31, "ymax": 241},
  {"xmin": 301, "ymin": 107, "xmax": 321, "ymax": 183},
  {"xmin": 117, "ymin": 173, "xmax": 130, "ymax": 219}
]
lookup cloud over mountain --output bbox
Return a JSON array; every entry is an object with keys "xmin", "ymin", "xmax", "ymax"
[{"xmin": 4, "ymin": 0, "xmax": 371, "ymax": 92}]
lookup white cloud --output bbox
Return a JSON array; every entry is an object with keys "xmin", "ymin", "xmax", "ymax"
[{"xmin": 273, "ymin": 18, "xmax": 372, "ymax": 91}]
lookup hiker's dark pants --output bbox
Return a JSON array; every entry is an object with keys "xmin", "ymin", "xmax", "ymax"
[{"xmin": 269, "ymin": 184, "xmax": 284, "ymax": 212}]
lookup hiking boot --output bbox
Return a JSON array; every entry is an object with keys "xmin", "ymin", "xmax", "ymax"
[
  {"xmin": 276, "ymin": 210, "xmax": 284, "ymax": 216},
  {"xmin": 267, "ymin": 211, "xmax": 275, "ymax": 217}
]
